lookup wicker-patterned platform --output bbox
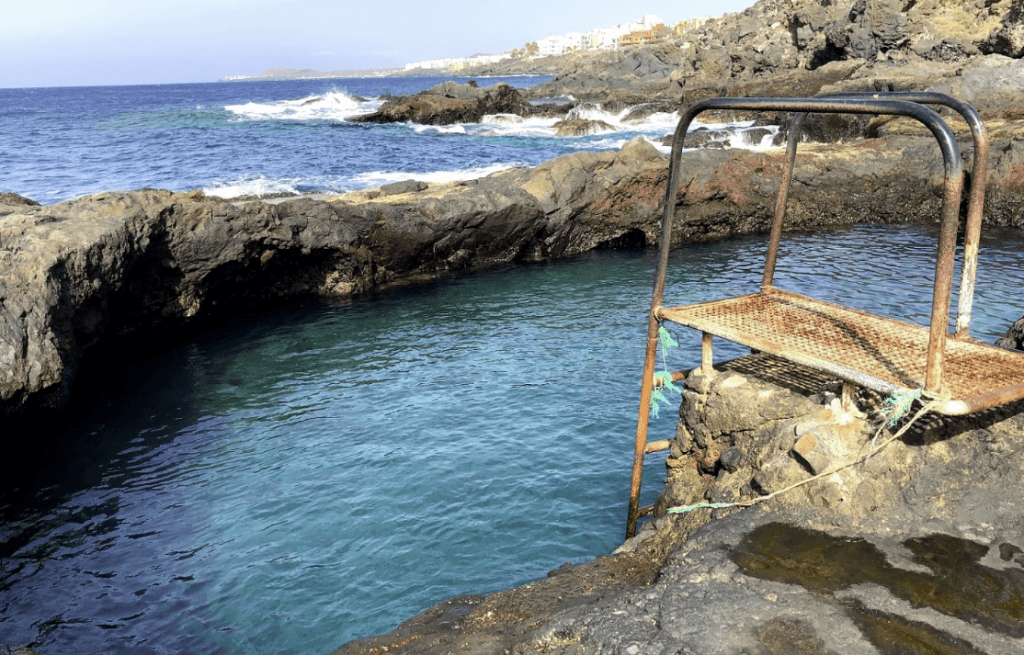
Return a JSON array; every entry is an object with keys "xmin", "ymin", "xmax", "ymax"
[{"xmin": 657, "ymin": 288, "xmax": 1024, "ymax": 415}]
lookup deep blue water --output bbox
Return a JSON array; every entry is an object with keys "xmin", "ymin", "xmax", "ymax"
[
  {"xmin": 2, "ymin": 223, "xmax": 1023, "ymax": 654},
  {"xmin": 0, "ymin": 76, "xmax": 703, "ymax": 205}
]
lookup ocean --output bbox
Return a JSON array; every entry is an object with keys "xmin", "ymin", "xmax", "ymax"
[
  {"xmin": 2, "ymin": 78, "xmax": 1023, "ymax": 655},
  {"xmin": 0, "ymin": 75, "xmax": 770, "ymax": 205}
]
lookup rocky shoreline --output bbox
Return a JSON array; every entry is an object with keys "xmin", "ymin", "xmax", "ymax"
[{"xmin": 333, "ymin": 356, "xmax": 1024, "ymax": 654}]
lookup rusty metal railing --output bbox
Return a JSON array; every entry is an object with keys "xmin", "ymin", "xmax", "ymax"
[
  {"xmin": 787, "ymin": 92, "xmax": 989, "ymax": 338},
  {"xmin": 625, "ymin": 96, "xmax": 967, "ymax": 539}
]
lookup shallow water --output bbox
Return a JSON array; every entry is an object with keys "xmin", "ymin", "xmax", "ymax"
[{"xmin": 2, "ymin": 224, "xmax": 1023, "ymax": 654}]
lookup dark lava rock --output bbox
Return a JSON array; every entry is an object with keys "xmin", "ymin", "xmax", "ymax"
[
  {"xmin": 349, "ymin": 81, "xmax": 532, "ymax": 126},
  {"xmin": 552, "ymin": 118, "xmax": 614, "ymax": 136},
  {"xmin": 997, "ymin": 315, "xmax": 1024, "ymax": 350},
  {"xmin": 719, "ymin": 447, "xmax": 745, "ymax": 473},
  {"xmin": 681, "ymin": 127, "xmax": 731, "ymax": 148},
  {"xmin": 379, "ymin": 180, "xmax": 428, "ymax": 196}
]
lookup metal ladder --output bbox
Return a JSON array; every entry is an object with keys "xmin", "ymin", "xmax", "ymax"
[{"xmin": 625, "ymin": 93, "xmax": 1024, "ymax": 539}]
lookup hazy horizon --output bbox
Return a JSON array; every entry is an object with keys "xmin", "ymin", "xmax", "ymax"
[{"xmin": 2, "ymin": 0, "xmax": 754, "ymax": 89}]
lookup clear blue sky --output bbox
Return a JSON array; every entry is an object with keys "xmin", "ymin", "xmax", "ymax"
[{"xmin": 1, "ymin": 0, "xmax": 756, "ymax": 88}]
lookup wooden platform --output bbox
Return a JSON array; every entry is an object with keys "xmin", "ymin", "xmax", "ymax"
[{"xmin": 657, "ymin": 288, "xmax": 1024, "ymax": 415}]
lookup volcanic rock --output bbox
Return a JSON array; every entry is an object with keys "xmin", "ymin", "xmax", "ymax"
[
  {"xmin": 349, "ymin": 81, "xmax": 532, "ymax": 125},
  {"xmin": 552, "ymin": 118, "xmax": 615, "ymax": 136},
  {"xmin": 997, "ymin": 315, "xmax": 1024, "ymax": 350}
]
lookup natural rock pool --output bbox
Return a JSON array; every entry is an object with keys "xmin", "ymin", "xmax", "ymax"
[{"xmin": 2, "ymin": 224, "xmax": 1023, "ymax": 654}]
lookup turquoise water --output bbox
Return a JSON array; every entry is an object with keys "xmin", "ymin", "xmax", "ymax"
[{"xmin": 2, "ymin": 224, "xmax": 1022, "ymax": 654}]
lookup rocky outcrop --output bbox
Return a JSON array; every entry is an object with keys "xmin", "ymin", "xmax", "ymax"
[
  {"xmin": 0, "ymin": 138, "xmax": 666, "ymax": 423},
  {"xmin": 346, "ymin": 3, "xmax": 1024, "ymax": 142},
  {"xmin": 551, "ymin": 118, "xmax": 615, "ymax": 136},
  {"xmin": 349, "ymin": 81, "xmax": 532, "ymax": 125},
  {"xmin": 998, "ymin": 315, "xmax": 1024, "ymax": 350},
  {"xmin": 522, "ymin": 0, "xmax": 1024, "ymax": 119}
]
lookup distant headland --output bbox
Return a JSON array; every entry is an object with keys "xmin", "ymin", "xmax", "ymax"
[{"xmin": 222, "ymin": 67, "xmax": 404, "ymax": 82}]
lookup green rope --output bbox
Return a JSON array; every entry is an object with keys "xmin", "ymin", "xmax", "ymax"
[
  {"xmin": 867, "ymin": 387, "xmax": 924, "ymax": 457},
  {"xmin": 881, "ymin": 388, "xmax": 924, "ymax": 426},
  {"xmin": 650, "ymin": 323, "xmax": 682, "ymax": 419},
  {"xmin": 658, "ymin": 324, "xmax": 678, "ymax": 362}
]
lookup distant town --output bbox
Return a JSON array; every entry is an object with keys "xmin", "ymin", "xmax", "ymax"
[
  {"xmin": 401, "ymin": 14, "xmax": 708, "ymax": 72},
  {"xmin": 222, "ymin": 13, "xmax": 711, "ymax": 82}
]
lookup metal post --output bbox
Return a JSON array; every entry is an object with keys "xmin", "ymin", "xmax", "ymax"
[
  {"xmin": 763, "ymin": 113, "xmax": 804, "ymax": 291},
  {"xmin": 702, "ymin": 332, "xmax": 714, "ymax": 375}
]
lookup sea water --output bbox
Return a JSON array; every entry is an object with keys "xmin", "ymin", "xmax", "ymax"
[
  {"xmin": 0, "ymin": 76, "xmax": 759, "ymax": 205},
  {"xmin": 2, "ymin": 223, "xmax": 1023, "ymax": 654}
]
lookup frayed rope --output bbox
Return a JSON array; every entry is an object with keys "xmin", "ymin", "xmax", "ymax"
[{"xmin": 650, "ymin": 322, "xmax": 681, "ymax": 419}]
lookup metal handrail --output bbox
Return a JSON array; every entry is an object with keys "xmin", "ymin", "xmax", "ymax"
[{"xmin": 626, "ymin": 97, "xmax": 965, "ymax": 539}]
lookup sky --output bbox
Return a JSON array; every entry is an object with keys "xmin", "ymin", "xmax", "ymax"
[{"xmin": 1, "ymin": 0, "xmax": 756, "ymax": 88}]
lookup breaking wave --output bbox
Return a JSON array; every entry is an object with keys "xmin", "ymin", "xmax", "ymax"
[{"xmin": 224, "ymin": 90, "xmax": 379, "ymax": 122}]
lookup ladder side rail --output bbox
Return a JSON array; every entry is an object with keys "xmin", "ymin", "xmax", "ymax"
[{"xmin": 821, "ymin": 92, "xmax": 989, "ymax": 339}]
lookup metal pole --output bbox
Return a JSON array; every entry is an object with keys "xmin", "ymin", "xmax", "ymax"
[
  {"xmin": 626, "ymin": 104, "xmax": 706, "ymax": 540},
  {"xmin": 763, "ymin": 113, "xmax": 804, "ymax": 290}
]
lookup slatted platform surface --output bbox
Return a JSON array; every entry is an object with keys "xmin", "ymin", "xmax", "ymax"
[{"xmin": 656, "ymin": 288, "xmax": 1024, "ymax": 415}]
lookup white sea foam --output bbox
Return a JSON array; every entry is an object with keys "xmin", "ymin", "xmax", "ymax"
[
  {"xmin": 201, "ymin": 163, "xmax": 523, "ymax": 200},
  {"xmin": 413, "ymin": 123, "xmax": 467, "ymax": 135},
  {"xmin": 474, "ymin": 114, "xmax": 561, "ymax": 137},
  {"xmin": 203, "ymin": 176, "xmax": 301, "ymax": 199},
  {"xmin": 350, "ymin": 163, "xmax": 522, "ymax": 188},
  {"xmin": 224, "ymin": 90, "xmax": 379, "ymax": 122}
]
